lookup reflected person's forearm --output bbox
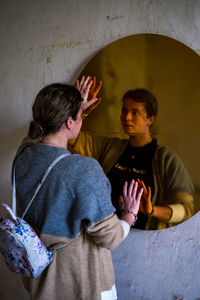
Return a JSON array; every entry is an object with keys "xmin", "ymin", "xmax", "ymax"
[{"xmin": 152, "ymin": 206, "xmax": 173, "ymax": 222}]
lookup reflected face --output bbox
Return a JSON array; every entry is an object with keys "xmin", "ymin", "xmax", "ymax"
[{"xmin": 120, "ymin": 98, "xmax": 153, "ymax": 136}]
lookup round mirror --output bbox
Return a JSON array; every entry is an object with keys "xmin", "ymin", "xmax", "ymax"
[{"xmin": 77, "ymin": 33, "xmax": 200, "ymax": 229}]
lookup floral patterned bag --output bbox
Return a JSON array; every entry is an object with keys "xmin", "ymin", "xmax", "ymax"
[{"xmin": 0, "ymin": 153, "xmax": 74, "ymax": 278}]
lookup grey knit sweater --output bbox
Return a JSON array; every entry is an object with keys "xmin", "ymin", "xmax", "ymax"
[{"xmin": 14, "ymin": 142, "xmax": 115, "ymax": 238}]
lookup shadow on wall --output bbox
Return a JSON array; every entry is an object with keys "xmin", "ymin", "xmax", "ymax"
[
  {"xmin": 0, "ymin": 125, "xmax": 30, "ymax": 299},
  {"xmin": 0, "ymin": 255, "xmax": 29, "ymax": 299},
  {"xmin": 0, "ymin": 125, "xmax": 28, "ymax": 203}
]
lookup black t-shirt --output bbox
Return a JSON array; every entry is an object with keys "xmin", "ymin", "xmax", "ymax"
[{"xmin": 107, "ymin": 139, "xmax": 157, "ymax": 229}]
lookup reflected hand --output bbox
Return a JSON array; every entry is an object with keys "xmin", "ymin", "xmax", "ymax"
[
  {"xmin": 119, "ymin": 179, "xmax": 143, "ymax": 215},
  {"xmin": 137, "ymin": 179, "xmax": 152, "ymax": 215},
  {"xmin": 88, "ymin": 76, "xmax": 102, "ymax": 100}
]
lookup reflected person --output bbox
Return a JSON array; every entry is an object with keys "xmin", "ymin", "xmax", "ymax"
[{"xmin": 69, "ymin": 76, "xmax": 194, "ymax": 230}]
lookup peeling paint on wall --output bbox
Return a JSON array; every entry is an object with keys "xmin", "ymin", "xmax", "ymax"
[
  {"xmin": 106, "ymin": 15, "xmax": 125, "ymax": 20},
  {"xmin": 45, "ymin": 55, "xmax": 51, "ymax": 64},
  {"xmin": 38, "ymin": 40, "xmax": 94, "ymax": 50}
]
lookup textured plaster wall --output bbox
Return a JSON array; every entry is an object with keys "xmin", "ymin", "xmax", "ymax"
[{"xmin": 0, "ymin": 0, "xmax": 200, "ymax": 299}]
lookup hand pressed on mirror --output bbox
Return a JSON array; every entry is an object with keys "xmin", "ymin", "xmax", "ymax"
[
  {"xmin": 119, "ymin": 180, "xmax": 142, "ymax": 213},
  {"xmin": 88, "ymin": 76, "xmax": 102, "ymax": 101},
  {"xmin": 137, "ymin": 179, "xmax": 152, "ymax": 216},
  {"xmin": 76, "ymin": 76, "xmax": 102, "ymax": 119},
  {"xmin": 137, "ymin": 179, "xmax": 173, "ymax": 223},
  {"xmin": 119, "ymin": 179, "xmax": 143, "ymax": 226}
]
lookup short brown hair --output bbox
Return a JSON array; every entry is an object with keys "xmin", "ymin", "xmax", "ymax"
[{"xmin": 122, "ymin": 89, "xmax": 158, "ymax": 118}]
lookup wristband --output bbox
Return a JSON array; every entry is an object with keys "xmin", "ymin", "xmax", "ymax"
[
  {"xmin": 121, "ymin": 210, "xmax": 138, "ymax": 225},
  {"xmin": 147, "ymin": 206, "xmax": 154, "ymax": 219}
]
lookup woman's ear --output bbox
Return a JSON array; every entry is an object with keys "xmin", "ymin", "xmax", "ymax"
[
  {"xmin": 147, "ymin": 115, "xmax": 155, "ymax": 126},
  {"xmin": 65, "ymin": 117, "xmax": 73, "ymax": 131}
]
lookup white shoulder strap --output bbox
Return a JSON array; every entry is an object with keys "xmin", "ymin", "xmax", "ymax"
[{"xmin": 12, "ymin": 153, "xmax": 70, "ymax": 218}]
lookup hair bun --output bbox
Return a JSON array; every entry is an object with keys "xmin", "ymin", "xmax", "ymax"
[{"xmin": 28, "ymin": 121, "xmax": 44, "ymax": 139}]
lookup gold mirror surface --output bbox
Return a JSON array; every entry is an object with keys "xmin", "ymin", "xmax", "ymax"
[{"xmin": 79, "ymin": 34, "xmax": 200, "ymax": 229}]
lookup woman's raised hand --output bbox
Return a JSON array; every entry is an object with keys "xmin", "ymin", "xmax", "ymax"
[
  {"xmin": 76, "ymin": 75, "xmax": 102, "ymax": 118},
  {"xmin": 119, "ymin": 179, "xmax": 143, "ymax": 216}
]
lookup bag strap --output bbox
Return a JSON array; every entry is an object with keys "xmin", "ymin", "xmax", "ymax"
[
  {"xmin": 13, "ymin": 151, "xmax": 80, "ymax": 252},
  {"xmin": 51, "ymin": 231, "xmax": 81, "ymax": 253},
  {"xmin": 12, "ymin": 153, "xmax": 70, "ymax": 218},
  {"xmin": 12, "ymin": 171, "xmax": 17, "ymax": 215}
]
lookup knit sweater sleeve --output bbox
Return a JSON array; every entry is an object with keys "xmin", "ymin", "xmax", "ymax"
[
  {"xmin": 155, "ymin": 145, "xmax": 194, "ymax": 223},
  {"xmin": 63, "ymin": 155, "xmax": 116, "ymax": 236},
  {"xmin": 86, "ymin": 213, "xmax": 128, "ymax": 250}
]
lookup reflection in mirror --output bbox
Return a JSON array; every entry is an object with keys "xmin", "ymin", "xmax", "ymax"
[{"xmin": 73, "ymin": 34, "xmax": 200, "ymax": 230}]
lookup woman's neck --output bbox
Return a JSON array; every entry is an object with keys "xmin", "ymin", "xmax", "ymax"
[
  {"xmin": 129, "ymin": 134, "xmax": 152, "ymax": 147},
  {"xmin": 42, "ymin": 133, "xmax": 68, "ymax": 149}
]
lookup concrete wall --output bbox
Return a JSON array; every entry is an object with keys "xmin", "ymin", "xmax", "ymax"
[{"xmin": 0, "ymin": 1, "xmax": 200, "ymax": 299}]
